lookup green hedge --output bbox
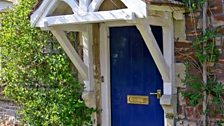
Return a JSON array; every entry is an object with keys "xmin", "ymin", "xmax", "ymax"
[{"xmin": 0, "ymin": 0, "xmax": 93, "ymax": 125}]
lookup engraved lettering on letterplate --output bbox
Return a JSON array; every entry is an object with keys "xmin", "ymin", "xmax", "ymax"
[{"xmin": 127, "ymin": 95, "xmax": 149, "ymax": 105}]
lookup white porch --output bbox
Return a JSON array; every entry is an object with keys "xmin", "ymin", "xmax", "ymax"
[{"xmin": 30, "ymin": 0, "xmax": 185, "ymax": 125}]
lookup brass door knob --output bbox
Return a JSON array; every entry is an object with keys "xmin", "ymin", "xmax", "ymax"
[{"xmin": 150, "ymin": 89, "xmax": 161, "ymax": 99}]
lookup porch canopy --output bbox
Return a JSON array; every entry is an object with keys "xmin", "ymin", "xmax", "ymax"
[{"xmin": 31, "ymin": 0, "xmax": 171, "ymax": 84}]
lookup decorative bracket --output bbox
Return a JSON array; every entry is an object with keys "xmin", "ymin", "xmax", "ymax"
[
  {"xmin": 136, "ymin": 19, "xmax": 170, "ymax": 82},
  {"xmin": 49, "ymin": 27, "xmax": 88, "ymax": 80}
]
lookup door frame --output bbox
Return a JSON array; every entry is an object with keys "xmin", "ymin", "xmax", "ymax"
[{"xmin": 100, "ymin": 12, "xmax": 175, "ymax": 126}]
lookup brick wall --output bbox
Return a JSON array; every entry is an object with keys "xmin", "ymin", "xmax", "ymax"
[{"xmin": 175, "ymin": 0, "xmax": 224, "ymax": 125}]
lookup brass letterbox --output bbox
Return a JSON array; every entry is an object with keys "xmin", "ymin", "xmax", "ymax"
[{"xmin": 127, "ymin": 95, "xmax": 149, "ymax": 105}]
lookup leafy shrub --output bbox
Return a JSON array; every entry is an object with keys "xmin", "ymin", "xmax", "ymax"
[{"xmin": 0, "ymin": 0, "xmax": 94, "ymax": 125}]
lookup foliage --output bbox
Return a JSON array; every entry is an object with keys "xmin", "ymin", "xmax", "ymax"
[
  {"xmin": 181, "ymin": 0, "xmax": 224, "ymax": 124},
  {"xmin": 181, "ymin": 29, "xmax": 224, "ymax": 119},
  {"xmin": 181, "ymin": 63, "xmax": 203, "ymax": 106},
  {"xmin": 182, "ymin": 0, "xmax": 207, "ymax": 12},
  {"xmin": 193, "ymin": 29, "xmax": 220, "ymax": 63},
  {"xmin": 182, "ymin": 62, "xmax": 224, "ymax": 108},
  {"xmin": 0, "ymin": 0, "xmax": 93, "ymax": 125}
]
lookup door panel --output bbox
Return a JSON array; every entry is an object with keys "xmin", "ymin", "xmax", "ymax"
[{"xmin": 110, "ymin": 26, "xmax": 164, "ymax": 126}]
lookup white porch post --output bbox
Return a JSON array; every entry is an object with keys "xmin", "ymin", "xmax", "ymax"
[
  {"xmin": 82, "ymin": 25, "xmax": 95, "ymax": 91},
  {"xmin": 161, "ymin": 11, "xmax": 176, "ymax": 126}
]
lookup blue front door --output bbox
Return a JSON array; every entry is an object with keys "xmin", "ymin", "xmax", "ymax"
[{"xmin": 110, "ymin": 26, "xmax": 164, "ymax": 126}]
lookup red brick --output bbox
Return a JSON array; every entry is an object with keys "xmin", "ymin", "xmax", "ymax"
[
  {"xmin": 218, "ymin": 57, "xmax": 224, "ymax": 64},
  {"xmin": 208, "ymin": 0, "xmax": 223, "ymax": 15},
  {"xmin": 175, "ymin": 42, "xmax": 195, "ymax": 62},
  {"xmin": 176, "ymin": 0, "xmax": 224, "ymax": 125},
  {"xmin": 193, "ymin": 105, "xmax": 202, "ymax": 119},
  {"xmin": 185, "ymin": 107, "xmax": 194, "ymax": 120},
  {"xmin": 214, "ymin": 14, "xmax": 224, "ymax": 21},
  {"xmin": 209, "ymin": 0, "xmax": 223, "ymax": 5}
]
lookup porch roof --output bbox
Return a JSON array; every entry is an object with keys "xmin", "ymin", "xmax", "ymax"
[
  {"xmin": 30, "ymin": 0, "xmax": 184, "ymax": 28},
  {"xmin": 30, "ymin": 0, "xmax": 183, "ymax": 20},
  {"xmin": 32, "ymin": 0, "xmax": 183, "ymax": 10}
]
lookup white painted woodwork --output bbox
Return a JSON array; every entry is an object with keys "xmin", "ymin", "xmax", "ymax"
[
  {"xmin": 121, "ymin": 0, "xmax": 147, "ymax": 18},
  {"xmin": 79, "ymin": 0, "xmax": 91, "ymax": 14},
  {"xmin": 163, "ymin": 30, "xmax": 176, "ymax": 91},
  {"xmin": 162, "ymin": 13, "xmax": 176, "ymax": 93},
  {"xmin": 31, "ymin": 0, "xmax": 148, "ymax": 27},
  {"xmin": 100, "ymin": 23, "xmax": 111, "ymax": 126},
  {"xmin": 50, "ymin": 27, "xmax": 88, "ymax": 80},
  {"xmin": 31, "ymin": 0, "xmax": 60, "ymax": 28},
  {"xmin": 100, "ymin": 19, "xmax": 175, "ymax": 125},
  {"xmin": 31, "ymin": 0, "xmax": 80, "ymax": 27},
  {"xmin": 163, "ymin": 82, "xmax": 172, "ymax": 95},
  {"xmin": 45, "ymin": 9, "xmax": 135, "ymax": 26},
  {"xmin": 30, "ymin": 0, "xmax": 186, "ymax": 125},
  {"xmin": 0, "ymin": 1, "xmax": 13, "ymax": 11},
  {"xmin": 136, "ymin": 20, "xmax": 170, "ymax": 82},
  {"xmin": 82, "ymin": 25, "xmax": 95, "ymax": 91},
  {"xmin": 88, "ymin": 0, "xmax": 104, "ymax": 12},
  {"xmin": 161, "ymin": 12, "xmax": 176, "ymax": 126}
]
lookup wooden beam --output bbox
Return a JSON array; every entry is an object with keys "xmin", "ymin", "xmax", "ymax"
[
  {"xmin": 82, "ymin": 25, "xmax": 95, "ymax": 91},
  {"xmin": 31, "ymin": 0, "xmax": 57, "ymax": 27},
  {"xmin": 121, "ymin": 0, "xmax": 147, "ymax": 18},
  {"xmin": 32, "ymin": 0, "xmax": 79, "ymax": 27},
  {"xmin": 45, "ymin": 9, "xmax": 135, "ymax": 26},
  {"xmin": 136, "ymin": 20, "xmax": 170, "ymax": 82},
  {"xmin": 79, "ymin": 0, "xmax": 91, "ymax": 14},
  {"xmin": 62, "ymin": 0, "xmax": 79, "ymax": 13},
  {"xmin": 50, "ymin": 27, "xmax": 88, "ymax": 80},
  {"xmin": 88, "ymin": 0, "xmax": 104, "ymax": 12}
]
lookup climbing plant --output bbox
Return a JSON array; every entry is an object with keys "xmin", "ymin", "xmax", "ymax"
[
  {"xmin": 181, "ymin": 0, "xmax": 224, "ymax": 126},
  {"xmin": 182, "ymin": 0, "xmax": 207, "ymax": 12},
  {"xmin": 0, "ymin": 0, "xmax": 93, "ymax": 125}
]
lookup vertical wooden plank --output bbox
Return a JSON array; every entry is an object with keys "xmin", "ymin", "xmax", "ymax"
[
  {"xmin": 92, "ymin": 23, "xmax": 102, "ymax": 126},
  {"xmin": 100, "ymin": 23, "xmax": 111, "ymax": 126},
  {"xmin": 82, "ymin": 26, "xmax": 95, "ymax": 91},
  {"xmin": 79, "ymin": 0, "xmax": 91, "ymax": 13}
]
